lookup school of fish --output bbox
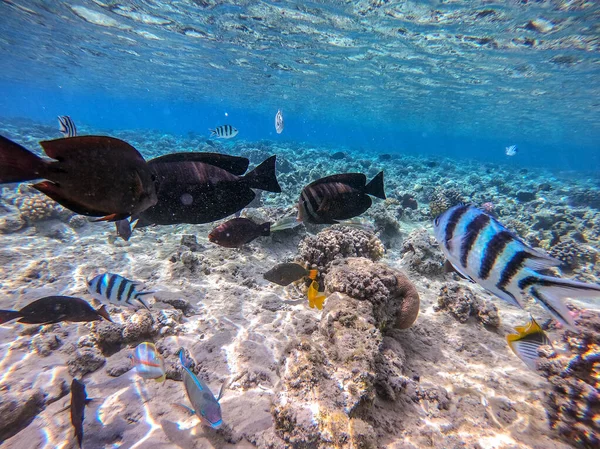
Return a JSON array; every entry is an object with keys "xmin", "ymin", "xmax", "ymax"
[{"xmin": 0, "ymin": 115, "xmax": 597, "ymax": 446}]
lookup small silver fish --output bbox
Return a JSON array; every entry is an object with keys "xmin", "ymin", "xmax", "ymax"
[
  {"xmin": 505, "ymin": 145, "xmax": 518, "ymax": 156},
  {"xmin": 178, "ymin": 349, "xmax": 223, "ymax": 429},
  {"xmin": 209, "ymin": 125, "xmax": 238, "ymax": 139},
  {"xmin": 275, "ymin": 109, "xmax": 284, "ymax": 134},
  {"xmin": 58, "ymin": 115, "xmax": 77, "ymax": 137},
  {"xmin": 506, "ymin": 317, "xmax": 552, "ymax": 371},
  {"xmin": 87, "ymin": 273, "xmax": 153, "ymax": 309},
  {"xmin": 131, "ymin": 342, "xmax": 165, "ymax": 382}
]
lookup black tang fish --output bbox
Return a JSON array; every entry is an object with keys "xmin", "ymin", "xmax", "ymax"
[
  {"xmin": 434, "ymin": 204, "xmax": 600, "ymax": 328},
  {"xmin": 0, "ymin": 135, "xmax": 157, "ymax": 221},
  {"xmin": 0, "ymin": 296, "xmax": 112, "ymax": 325},
  {"xmin": 70, "ymin": 378, "xmax": 91, "ymax": 449},
  {"xmin": 263, "ymin": 262, "xmax": 318, "ymax": 286},
  {"xmin": 208, "ymin": 217, "xmax": 271, "ymax": 248},
  {"xmin": 298, "ymin": 172, "xmax": 386, "ymax": 224},
  {"xmin": 133, "ymin": 152, "xmax": 281, "ymax": 228}
]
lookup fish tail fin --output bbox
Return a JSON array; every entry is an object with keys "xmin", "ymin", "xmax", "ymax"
[
  {"xmin": 178, "ymin": 348, "xmax": 192, "ymax": 368},
  {"xmin": 209, "ymin": 129, "xmax": 217, "ymax": 137},
  {"xmin": 134, "ymin": 292, "xmax": 154, "ymax": 310},
  {"xmin": 261, "ymin": 222, "xmax": 271, "ymax": 236},
  {"xmin": 0, "ymin": 309, "xmax": 22, "ymax": 324},
  {"xmin": 270, "ymin": 215, "xmax": 301, "ymax": 232},
  {"xmin": 243, "ymin": 155, "xmax": 281, "ymax": 193},
  {"xmin": 0, "ymin": 135, "xmax": 48, "ymax": 183},
  {"xmin": 364, "ymin": 171, "xmax": 386, "ymax": 199},
  {"xmin": 96, "ymin": 305, "xmax": 113, "ymax": 322},
  {"xmin": 308, "ymin": 269, "xmax": 318, "ymax": 281},
  {"xmin": 526, "ymin": 274, "xmax": 600, "ymax": 328}
]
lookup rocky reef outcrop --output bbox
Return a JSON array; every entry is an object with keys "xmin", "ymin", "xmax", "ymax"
[{"xmin": 435, "ymin": 282, "xmax": 500, "ymax": 328}]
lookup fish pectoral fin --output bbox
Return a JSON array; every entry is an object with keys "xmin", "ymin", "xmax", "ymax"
[
  {"xmin": 92, "ymin": 213, "xmax": 131, "ymax": 222},
  {"xmin": 217, "ymin": 380, "xmax": 229, "ymax": 402},
  {"xmin": 316, "ymin": 197, "xmax": 332, "ymax": 213},
  {"xmin": 172, "ymin": 403, "xmax": 196, "ymax": 416}
]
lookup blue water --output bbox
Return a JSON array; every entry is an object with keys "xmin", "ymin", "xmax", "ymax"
[{"xmin": 0, "ymin": 1, "xmax": 598, "ymax": 171}]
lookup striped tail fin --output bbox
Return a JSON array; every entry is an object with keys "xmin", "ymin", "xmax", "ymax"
[
  {"xmin": 521, "ymin": 275, "xmax": 600, "ymax": 328},
  {"xmin": 134, "ymin": 291, "xmax": 154, "ymax": 310}
]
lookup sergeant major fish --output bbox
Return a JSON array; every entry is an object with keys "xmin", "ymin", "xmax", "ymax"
[
  {"xmin": 87, "ymin": 273, "xmax": 153, "ymax": 310},
  {"xmin": 177, "ymin": 349, "xmax": 224, "ymax": 429},
  {"xmin": 506, "ymin": 316, "xmax": 552, "ymax": 372},
  {"xmin": 58, "ymin": 115, "xmax": 77, "ymax": 137},
  {"xmin": 210, "ymin": 125, "xmax": 238, "ymax": 139},
  {"xmin": 275, "ymin": 109, "xmax": 284, "ymax": 134},
  {"xmin": 433, "ymin": 204, "xmax": 600, "ymax": 328},
  {"xmin": 131, "ymin": 342, "xmax": 166, "ymax": 382}
]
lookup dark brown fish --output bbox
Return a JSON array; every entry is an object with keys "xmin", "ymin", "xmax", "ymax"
[
  {"xmin": 0, "ymin": 135, "xmax": 157, "ymax": 221},
  {"xmin": 115, "ymin": 219, "xmax": 132, "ymax": 241},
  {"xmin": 298, "ymin": 172, "xmax": 386, "ymax": 224},
  {"xmin": 70, "ymin": 378, "xmax": 91, "ymax": 449},
  {"xmin": 263, "ymin": 262, "xmax": 317, "ymax": 286},
  {"xmin": 134, "ymin": 152, "xmax": 281, "ymax": 227},
  {"xmin": 208, "ymin": 217, "xmax": 270, "ymax": 248},
  {"xmin": 0, "ymin": 296, "xmax": 112, "ymax": 325}
]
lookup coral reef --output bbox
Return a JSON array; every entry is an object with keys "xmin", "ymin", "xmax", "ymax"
[
  {"xmin": 568, "ymin": 190, "xmax": 600, "ymax": 210},
  {"xmin": 325, "ymin": 257, "xmax": 420, "ymax": 330},
  {"xmin": 549, "ymin": 239, "xmax": 597, "ymax": 272},
  {"xmin": 298, "ymin": 225, "xmax": 384, "ymax": 274},
  {"xmin": 537, "ymin": 308, "xmax": 600, "ymax": 449},
  {"xmin": 15, "ymin": 190, "xmax": 65, "ymax": 223},
  {"xmin": 435, "ymin": 282, "xmax": 500, "ymax": 327},
  {"xmin": 400, "ymin": 228, "xmax": 445, "ymax": 276},
  {"xmin": 428, "ymin": 187, "xmax": 465, "ymax": 217}
]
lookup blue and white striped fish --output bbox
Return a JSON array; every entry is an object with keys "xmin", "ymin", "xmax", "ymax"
[
  {"xmin": 433, "ymin": 204, "xmax": 600, "ymax": 328},
  {"xmin": 86, "ymin": 273, "xmax": 153, "ymax": 310},
  {"xmin": 209, "ymin": 125, "xmax": 238, "ymax": 139},
  {"xmin": 58, "ymin": 115, "xmax": 77, "ymax": 137}
]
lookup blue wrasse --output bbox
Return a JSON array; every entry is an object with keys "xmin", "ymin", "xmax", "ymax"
[
  {"xmin": 178, "ymin": 349, "xmax": 224, "ymax": 429},
  {"xmin": 87, "ymin": 273, "xmax": 153, "ymax": 310},
  {"xmin": 433, "ymin": 204, "xmax": 600, "ymax": 328},
  {"xmin": 506, "ymin": 317, "xmax": 552, "ymax": 371},
  {"xmin": 131, "ymin": 342, "xmax": 166, "ymax": 382}
]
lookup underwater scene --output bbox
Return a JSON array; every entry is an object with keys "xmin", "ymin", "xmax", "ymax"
[{"xmin": 0, "ymin": 1, "xmax": 599, "ymax": 448}]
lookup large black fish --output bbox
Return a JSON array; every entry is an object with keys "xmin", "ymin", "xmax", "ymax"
[
  {"xmin": 297, "ymin": 172, "xmax": 386, "ymax": 224},
  {"xmin": 0, "ymin": 135, "xmax": 157, "ymax": 221},
  {"xmin": 133, "ymin": 152, "xmax": 281, "ymax": 228},
  {"xmin": 70, "ymin": 378, "xmax": 91, "ymax": 449},
  {"xmin": 0, "ymin": 296, "xmax": 112, "ymax": 325}
]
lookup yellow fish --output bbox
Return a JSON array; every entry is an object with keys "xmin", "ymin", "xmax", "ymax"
[
  {"xmin": 307, "ymin": 280, "xmax": 326, "ymax": 310},
  {"xmin": 506, "ymin": 317, "xmax": 552, "ymax": 371}
]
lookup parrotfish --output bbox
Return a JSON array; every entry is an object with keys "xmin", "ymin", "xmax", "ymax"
[
  {"xmin": 131, "ymin": 342, "xmax": 166, "ymax": 382},
  {"xmin": 87, "ymin": 273, "xmax": 153, "ymax": 310},
  {"xmin": 263, "ymin": 262, "xmax": 318, "ymax": 287},
  {"xmin": 0, "ymin": 135, "xmax": 157, "ymax": 221},
  {"xmin": 0, "ymin": 296, "xmax": 111, "ymax": 325},
  {"xmin": 275, "ymin": 109, "xmax": 284, "ymax": 134},
  {"xmin": 70, "ymin": 378, "xmax": 91, "ymax": 449},
  {"xmin": 297, "ymin": 172, "xmax": 386, "ymax": 224},
  {"xmin": 208, "ymin": 217, "xmax": 271, "ymax": 248},
  {"xmin": 307, "ymin": 280, "xmax": 326, "ymax": 310},
  {"xmin": 58, "ymin": 115, "xmax": 77, "ymax": 137},
  {"xmin": 433, "ymin": 204, "xmax": 600, "ymax": 328},
  {"xmin": 178, "ymin": 349, "xmax": 224, "ymax": 429},
  {"xmin": 131, "ymin": 152, "xmax": 281, "ymax": 228},
  {"xmin": 506, "ymin": 317, "xmax": 552, "ymax": 372},
  {"xmin": 210, "ymin": 125, "xmax": 238, "ymax": 139}
]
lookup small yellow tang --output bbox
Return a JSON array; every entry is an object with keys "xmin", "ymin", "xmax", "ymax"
[
  {"xmin": 307, "ymin": 281, "xmax": 326, "ymax": 310},
  {"xmin": 131, "ymin": 342, "xmax": 166, "ymax": 382}
]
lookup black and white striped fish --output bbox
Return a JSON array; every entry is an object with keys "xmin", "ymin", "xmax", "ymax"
[
  {"xmin": 433, "ymin": 204, "xmax": 600, "ymax": 328},
  {"xmin": 86, "ymin": 273, "xmax": 153, "ymax": 309},
  {"xmin": 275, "ymin": 109, "xmax": 284, "ymax": 134},
  {"xmin": 506, "ymin": 316, "xmax": 551, "ymax": 371},
  {"xmin": 209, "ymin": 125, "xmax": 238, "ymax": 139},
  {"xmin": 58, "ymin": 115, "xmax": 77, "ymax": 137}
]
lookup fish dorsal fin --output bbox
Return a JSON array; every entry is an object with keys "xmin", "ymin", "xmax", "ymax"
[
  {"xmin": 307, "ymin": 173, "xmax": 367, "ymax": 190},
  {"xmin": 148, "ymin": 152, "xmax": 249, "ymax": 175},
  {"xmin": 507, "ymin": 317, "xmax": 545, "ymax": 342},
  {"xmin": 39, "ymin": 136, "xmax": 142, "ymax": 162}
]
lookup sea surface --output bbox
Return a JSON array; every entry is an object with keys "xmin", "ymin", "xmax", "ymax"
[{"xmin": 0, "ymin": 1, "xmax": 599, "ymax": 449}]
